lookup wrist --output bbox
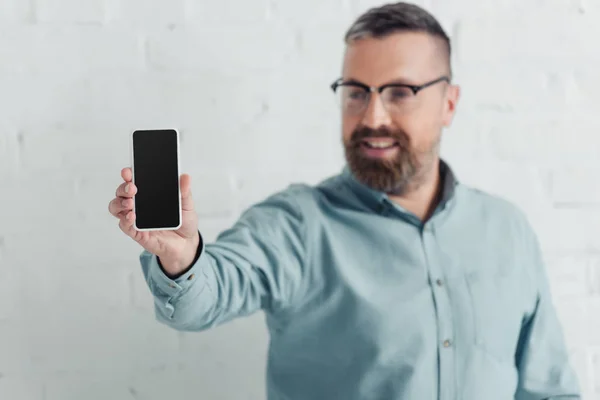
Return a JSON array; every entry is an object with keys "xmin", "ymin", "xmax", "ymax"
[{"xmin": 159, "ymin": 232, "xmax": 201, "ymax": 278}]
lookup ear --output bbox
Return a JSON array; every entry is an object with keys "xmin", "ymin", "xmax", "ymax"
[{"xmin": 442, "ymin": 84, "xmax": 460, "ymax": 127}]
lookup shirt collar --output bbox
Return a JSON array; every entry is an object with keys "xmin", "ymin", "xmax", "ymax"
[{"xmin": 341, "ymin": 158, "xmax": 458, "ymax": 214}]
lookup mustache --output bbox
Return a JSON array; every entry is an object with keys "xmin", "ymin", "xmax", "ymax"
[{"xmin": 349, "ymin": 125, "xmax": 410, "ymax": 146}]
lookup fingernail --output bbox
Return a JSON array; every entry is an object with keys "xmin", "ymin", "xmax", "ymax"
[
  {"xmin": 125, "ymin": 184, "xmax": 130, "ymax": 193},
  {"xmin": 122, "ymin": 199, "xmax": 128, "ymax": 207}
]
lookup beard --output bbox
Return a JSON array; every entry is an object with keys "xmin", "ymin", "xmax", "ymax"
[{"xmin": 343, "ymin": 125, "xmax": 438, "ymax": 195}]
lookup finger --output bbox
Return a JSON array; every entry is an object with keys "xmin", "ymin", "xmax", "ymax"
[
  {"xmin": 108, "ymin": 197, "xmax": 133, "ymax": 217},
  {"xmin": 180, "ymin": 174, "xmax": 195, "ymax": 211},
  {"xmin": 115, "ymin": 181, "xmax": 137, "ymax": 198},
  {"xmin": 121, "ymin": 167, "xmax": 132, "ymax": 182},
  {"xmin": 118, "ymin": 211, "xmax": 138, "ymax": 239}
]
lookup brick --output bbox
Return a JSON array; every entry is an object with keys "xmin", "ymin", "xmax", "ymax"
[
  {"xmin": 0, "ymin": 74, "xmax": 80, "ymax": 132},
  {"xmin": 536, "ymin": 209, "xmax": 600, "ymax": 253},
  {"xmin": 568, "ymin": 348, "xmax": 593, "ymax": 399},
  {"xmin": 431, "ymin": 0, "xmax": 585, "ymax": 19},
  {"xmin": 580, "ymin": 0, "xmax": 600, "ymax": 14},
  {"xmin": 439, "ymin": 113, "xmax": 487, "ymax": 162},
  {"xmin": 586, "ymin": 257, "xmax": 600, "ymax": 297},
  {"xmin": 0, "ymin": 268, "xmax": 21, "ymax": 321},
  {"xmin": 185, "ymin": 0, "xmax": 271, "ymax": 23},
  {"xmin": 128, "ymin": 362, "xmax": 265, "ymax": 400},
  {"xmin": 568, "ymin": 67, "xmax": 600, "ymax": 114},
  {"xmin": 44, "ymin": 372, "xmax": 136, "ymax": 400},
  {"xmin": 592, "ymin": 349, "xmax": 600, "ymax": 397},
  {"xmin": 177, "ymin": 314, "xmax": 268, "ymax": 366},
  {"xmin": 2, "ymin": 227, "xmax": 146, "ymax": 276},
  {"xmin": 352, "ymin": 0, "xmax": 429, "ymax": 15},
  {"xmin": 20, "ymin": 264, "xmax": 131, "ymax": 312},
  {"xmin": 455, "ymin": 15, "xmax": 600, "ymax": 64},
  {"xmin": 68, "ymin": 70, "xmax": 274, "ymax": 169},
  {"xmin": 483, "ymin": 117, "xmax": 600, "ymax": 166},
  {"xmin": 211, "ymin": 73, "xmax": 344, "ymax": 171},
  {"xmin": 0, "ymin": 236, "xmax": 5, "ymax": 265},
  {"xmin": 17, "ymin": 127, "xmax": 127, "ymax": 174},
  {"xmin": 263, "ymin": 1, "xmax": 353, "ymax": 79},
  {"xmin": 585, "ymin": 299, "xmax": 600, "ymax": 347},
  {"xmin": 105, "ymin": 0, "xmax": 186, "ymax": 27},
  {"xmin": 0, "ymin": 375, "xmax": 44, "ymax": 400},
  {"xmin": 0, "ymin": 26, "xmax": 143, "ymax": 74},
  {"xmin": 545, "ymin": 254, "xmax": 589, "ymax": 299},
  {"xmin": 173, "ymin": 316, "xmax": 268, "ymax": 398},
  {"xmin": 0, "ymin": 71, "xmax": 213, "ymax": 139},
  {"xmin": 182, "ymin": 171, "xmax": 236, "ymax": 218},
  {"xmin": 0, "ymin": 127, "xmax": 20, "ymax": 179},
  {"xmin": 279, "ymin": 0, "xmax": 353, "ymax": 25},
  {"xmin": 549, "ymin": 167, "xmax": 600, "ymax": 206},
  {"xmin": 145, "ymin": 23, "xmax": 296, "ymax": 73},
  {"xmin": 25, "ymin": 310, "xmax": 179, "ymax": 374},
  {"xmin": 129, "ymin": 269, "xmax": 153, "ymax": 312},
  {"xmin": 0, "ymin": 320, "xmax": 35, "ymax": 374},
  {"xmin": 0, "ymin": 175, "xmax": 77, "ymax": 236},
  {"xmin": 554, "ymin": 298, "xmax": 588, "ymax": 351},
  {"xmin": 35, "ymin": 0, "xmax": 105, "ymax": 24},
  {"xmin": 0, "ymin": 0, "xmax": 34, "ymax": 23},
  {"xmin": 454, "ymin": 63, "xmax": 573, "ymax": 116}
]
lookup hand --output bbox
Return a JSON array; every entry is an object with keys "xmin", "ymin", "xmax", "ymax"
[{"xmin": 108, "ymin": 167, "xmax": 200, "ymax": 276}]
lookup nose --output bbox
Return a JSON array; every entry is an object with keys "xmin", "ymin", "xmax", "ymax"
[{"xmin": 361, "ymin": 92, "xmax": 392, "ymax": 129}]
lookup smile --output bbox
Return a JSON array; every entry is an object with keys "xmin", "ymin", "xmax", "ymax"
[{"xmin": 361, "ymin": 138, "xmax": 399, "ymax": 150}]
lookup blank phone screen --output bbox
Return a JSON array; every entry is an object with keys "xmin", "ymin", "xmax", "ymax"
[{"xmin": 132, "ymin": 129, "xmax": 180, "ymax": 230}]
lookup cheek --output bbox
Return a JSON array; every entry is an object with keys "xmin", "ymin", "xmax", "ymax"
[
  {"xmin": 342, "ymin": 116, "xmax": 359, "ymax": 143},
  {"xmin": 395, "ymin": 115, "xmax": 440, "ymax": 150}
]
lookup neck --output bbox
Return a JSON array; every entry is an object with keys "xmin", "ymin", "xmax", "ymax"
[{"xmin": 387, "ymin": 158, "xmax": 442, "ymax": 222}]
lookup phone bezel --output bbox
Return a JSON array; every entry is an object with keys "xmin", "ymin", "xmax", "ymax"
[{"xmin": 130, "ymin": 128, "xmax": 183, "ymax": 232}]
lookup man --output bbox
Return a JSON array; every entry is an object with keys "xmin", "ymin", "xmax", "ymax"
[{"xmin": 108, "ymin": 2, "xmax": 581, "ymax": 399}]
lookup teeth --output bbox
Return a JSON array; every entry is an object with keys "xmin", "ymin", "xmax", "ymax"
[{"xmin": 366, "ymin": 141, "xmax": 396, "ymax": 149}]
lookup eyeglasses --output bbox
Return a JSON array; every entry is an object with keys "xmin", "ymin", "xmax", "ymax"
[{"xmin": 330, "ymin": 76, "xmax": 450, "ymax": 115}]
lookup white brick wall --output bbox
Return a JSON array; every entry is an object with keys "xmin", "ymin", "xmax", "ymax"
[{"xmin": 0, "ymin": 0, "xmax": 598, "ymax": 398}]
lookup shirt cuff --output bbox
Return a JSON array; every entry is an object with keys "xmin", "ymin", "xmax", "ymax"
[{"xmin": 148, "ymin": 233, "xmax": 205, "ymax": 298}]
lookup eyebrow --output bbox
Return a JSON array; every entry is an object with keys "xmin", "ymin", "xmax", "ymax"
[{"xmin": 342, "ymin": 77, "xmax": 418, "ymax": 87}]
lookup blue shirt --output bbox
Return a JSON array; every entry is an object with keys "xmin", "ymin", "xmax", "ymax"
[{"xmin": 139, "ymin": 160, "xmax": 581, "ymax": 400}]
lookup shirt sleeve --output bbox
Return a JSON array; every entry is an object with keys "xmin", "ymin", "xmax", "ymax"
[
  {"xmin": 514, "ymin": 218, "xmax": 581, "ymax": 400},
  {"xmin": 138, "ymin": 186, "xmax": 307, "ymax": 332}
]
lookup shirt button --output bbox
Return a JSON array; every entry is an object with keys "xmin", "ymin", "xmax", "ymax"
[
  {"xmin": 187, "ymin": 273, "xmax": 195, "ymax": 281},
  {"xmin": 168, "ymin": 283, "xmax": 176, "ymax": 288},
  {"xmin": 443, "ymin": 340, "xmax": 452, "ymax": 348},
  {"xmin": 436, "ymin": 279, "xmax": 443, "ymax": 287}
]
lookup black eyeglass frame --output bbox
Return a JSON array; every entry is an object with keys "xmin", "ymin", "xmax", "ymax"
[{"xmin": 330, "ymin": 76, "xmax": 451, "ymax": 96}]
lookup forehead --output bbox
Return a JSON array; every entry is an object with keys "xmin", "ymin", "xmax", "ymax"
[{"xmin": 342, "ymin": 31, "xmax": 442, "ymax": 85}]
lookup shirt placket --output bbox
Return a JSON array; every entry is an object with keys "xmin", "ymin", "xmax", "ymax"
[{"xmin": 420, "ymin": 220, "xmax": 456, "ymax": 400}]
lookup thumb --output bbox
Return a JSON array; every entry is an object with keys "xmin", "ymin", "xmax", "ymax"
[{"xmin": 180, "ymin": 174, "xmax": 195, "ymax": 211}]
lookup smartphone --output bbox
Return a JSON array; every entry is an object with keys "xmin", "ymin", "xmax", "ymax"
[{"xmin": 130, "ymin": 129, "xmax": 182, "ymax": 231}]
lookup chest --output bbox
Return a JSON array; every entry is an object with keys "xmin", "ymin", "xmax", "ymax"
[{"xmin": 293, "ymin": 210, "xmax": 536, "ymax": 364}]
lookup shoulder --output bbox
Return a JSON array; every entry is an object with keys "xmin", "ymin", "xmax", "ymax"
[
  {"xmin": 456, "ymin": 183, "xmax": 538, "ymax": 244},
  {"xmin": 256, "ymin": 171, "xmax": 349, "ymax": 214}
]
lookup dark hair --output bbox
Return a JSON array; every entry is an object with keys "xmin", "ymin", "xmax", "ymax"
[{"xmin": 344, "ymin": 2, "xmax": 452, "ymax": 78}]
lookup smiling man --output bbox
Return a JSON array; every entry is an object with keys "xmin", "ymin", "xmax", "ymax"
[{"xmin": 110, "ymin": 2, "xmax": 582, "ymax": 399}]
